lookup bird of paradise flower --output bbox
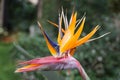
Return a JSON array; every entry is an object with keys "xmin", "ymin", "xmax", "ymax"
[{"xmin": 15, "ymin": 10, "xmax": 109, "ymax": 80}]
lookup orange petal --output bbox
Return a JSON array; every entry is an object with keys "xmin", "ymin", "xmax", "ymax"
[
  {"xmin": 57, "ymin": 13, "xmax": 63, "ymax": 44},
  {"xmin": 68, "ymin": 12, "xmax": 77, "ymax": 34},
  {"xmin": 37, "ymin": 22, "xmax": 58, "ymax": 56},
  {"xmin": 57, "ymin": 33, "xmax": 61, "ymax": 45},
  {"xmin": 73, "ymin": 25, "xmax": 99, "ymax": 48},
  {"xmin": 73, "ymin": 17, "xmax": 85, "ymax": 41},
  {"xmin": 61, "ymin": 17, "xmax": 85, "ymax": 52},
  {"xmin": 45, "ymin": 40, "xmax": 58, "ymax": 56},
  {"xmin": 60, "ymin": 12, "xmax": 77, "ymax": 53}
]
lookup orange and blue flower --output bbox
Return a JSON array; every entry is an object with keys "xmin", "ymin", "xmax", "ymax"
[{"xmin": 15, "ymin": 10, "xmax": 106, "ymax": 80}]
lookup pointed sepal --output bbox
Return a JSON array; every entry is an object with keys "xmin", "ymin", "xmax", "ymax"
[{"xmin": 37, "ymin": 22, "xmax": 59, "ymax": 56}]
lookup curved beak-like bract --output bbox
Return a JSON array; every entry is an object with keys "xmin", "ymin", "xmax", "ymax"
[{"xmin": 15, "ymin": 10, "xmax": 101, "ymax": 80}]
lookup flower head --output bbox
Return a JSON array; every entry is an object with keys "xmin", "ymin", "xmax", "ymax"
[{"xmin": 15, "ymin": 10, "xmax": 106, "ymax": 80}]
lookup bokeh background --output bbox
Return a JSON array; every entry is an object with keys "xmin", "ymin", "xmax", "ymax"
[{"xmin": 0, "ymin": 0, "xmax": 120, "ymax": 80}]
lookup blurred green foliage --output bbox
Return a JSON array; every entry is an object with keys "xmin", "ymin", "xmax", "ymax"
[
  {"xmin": 1, "ymin": 0, "xmax": 120, "ymax": 80},
  {"xmin": 0, "ymin": 43, "xmax": 20, "ymax": 80}
]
